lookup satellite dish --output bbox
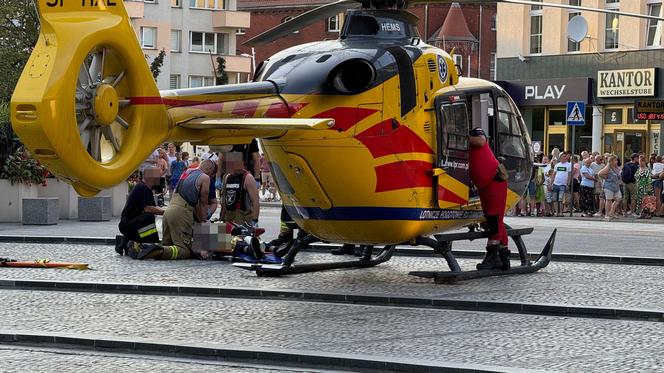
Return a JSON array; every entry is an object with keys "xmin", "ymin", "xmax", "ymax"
[{"xmin": 567, "ymin": 15, "xmax": 588, "ymax": 43}]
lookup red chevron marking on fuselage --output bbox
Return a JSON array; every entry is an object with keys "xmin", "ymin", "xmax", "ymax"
[
  {"xmin": 356, "ymin": 119, "xmax": 434, "ymax": 158},
  {"xmin": 265, "ymin": 102, "xmax": 308, "ymax": 118},
  {"xmin": 374, "ymin": 160, "xmax": 431, "ymax": 192},
  {"xmin": 231, "ymin": 101, "xmax": 259, "ymax": 117},
  {"xmin": 314, "ymin": 107, "xmax": 378, "ymax": 132},
  {"xmin": 374, "ymin": 160, "xmax": 468, "ymax": 204}
]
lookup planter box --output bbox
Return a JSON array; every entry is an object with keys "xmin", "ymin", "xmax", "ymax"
[
  {"xmin": 22, "ymin": 197, "xmax": 59, "ymax": 225},
  {"xmin": 78, "ymin": 196, "xmax": 112, "ymax": 221},
  {"xmin": 0, "ymin": 180, "xmax": 38, "ymax": 223},
  {"xmin": 0, "ymin": 179, "xmax": 128, "ymax": 222},
  {"xmin": 38, "ymin": 179, "xmax": 79, "ymax": 219}
]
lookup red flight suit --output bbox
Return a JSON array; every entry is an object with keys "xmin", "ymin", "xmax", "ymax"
[{"xmin": 469, "ymin": 139, "xmax": 508, "ymax": 247}]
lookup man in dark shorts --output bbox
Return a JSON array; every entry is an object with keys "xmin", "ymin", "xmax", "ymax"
[{"xmin": 116, "ymin": 168, "xmax": 165, "ymax": 255}]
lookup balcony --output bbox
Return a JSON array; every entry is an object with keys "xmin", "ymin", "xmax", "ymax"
[
  {"xmin": 212, "ymin": 10, "xmax": 251, "ymax": 29},
  {"xmin": 223, "ymin": 55, "xmax": 252, "ymax": 73},
  {"xmin": 124, "ymin": 0, "xmax": 144, "ymax": 19}
]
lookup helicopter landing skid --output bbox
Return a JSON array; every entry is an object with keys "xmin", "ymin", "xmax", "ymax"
[
  {"xmin": 409, "ymin": 227, "xmax": 557, "ymax": 284},
  {"xmin": 232, "ymin": 232, "xmax": 396, "ymax": 276}
]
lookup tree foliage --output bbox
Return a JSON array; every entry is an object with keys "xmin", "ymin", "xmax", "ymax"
[
  {"xmin": 216, "ymin": 56, "xmax": 229, "ymax": 85},
  {"xmin": 0, "ymin": 2, "xmax": 44, "ymax": 185},
  {"xmin": 0, "ymin": 0, "xmax": 39, "ymax": 102},
  {"xmin": 150, "ymin": 49, "xmax": 166, "ymax": 80}
]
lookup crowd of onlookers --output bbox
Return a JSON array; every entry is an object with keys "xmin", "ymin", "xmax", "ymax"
[{"xmin": 511, "ymin": 149, "xmax": 663, "ymax": 220}]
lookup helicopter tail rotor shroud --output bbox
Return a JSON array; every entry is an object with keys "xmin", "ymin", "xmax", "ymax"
[{"xmin": 11, "ymin": 0, "xmax": 170, "ymax": 196}]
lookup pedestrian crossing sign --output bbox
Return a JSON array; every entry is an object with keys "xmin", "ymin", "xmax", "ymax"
[{"xmin": 566, "ymin": 101, "xmax": 585, "ymax": 125}]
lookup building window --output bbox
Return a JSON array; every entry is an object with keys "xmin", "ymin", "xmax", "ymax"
[
  {"xmin": 189, "ymin": 0, "xmax": 224, "ymax": 10},
  {"xmin": 216, "ymin": 33, "xmax": 228, "ymax": 54},
  {"xmin": 489, "ymin": 52, "xmax": 496, "ymax": 80},
  {"xmin": 529, "ymin": 0, "xmax": 543, "ymax": 54},
  {"xmin": 171, "ymin": 30, "xmax": 181, "ymax": 52},
  {"xmin": 144, "ymin": 0, "xmax": 157, "ymax": 3},
  {"xmin": 605, "ymin": 0, "xmax": 620, "ymax": 50},
  {"xmin": 190, "ymin": 31, "xmax": 227, "ymax": 53},
  {"xmin": 140, "ymin": 27, "xmax": 157, "ymax": 49},
  {"xmin": 452, "ymin": 54, "xmax": 463, "ymax": 70},
  {"xmin": 169, "ymin": 75, "xmax": 181, "ymax": 89},
  {"xmin": 567, "ymin": 0, "xmax": 581, "ymax": 52},
  {"xmin": 328, "ymin": 15, "xmax": 340, "ymax": 32},
  {"xmin": 647, "ymin": 2, "xmax": 663, "ymax": 47},
  {"xmin": 236, "ymin": 28, "xmax": 246, "ymax": 35},
  {"xmin": 189, "ymin": 75, "xmax": 215, "ymax": 88},
  {"xmin": 171, "ymin": 0, "xmax": 180, "ymax": 6},
  {"xmin": 491, "ymin": 14, "xmax": 496, "ymax": 31}
]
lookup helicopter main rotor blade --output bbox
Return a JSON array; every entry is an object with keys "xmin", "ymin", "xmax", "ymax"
[
  {"xmin": 244, "ymin": 0, "xmax": 361, "ymax": 46},
  {"xmin": 407, "ymin": 0, "xmax": 664, "ymax": 22}
]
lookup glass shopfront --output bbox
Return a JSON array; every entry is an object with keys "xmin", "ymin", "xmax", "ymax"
[{"xmin": 498, "ymin": 78, "xmax": 591, "ymax": 157}]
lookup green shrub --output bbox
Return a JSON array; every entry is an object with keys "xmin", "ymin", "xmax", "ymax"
[{"xmin": 0, "ymin": 149, "xmax": 46, "ymax": 185}]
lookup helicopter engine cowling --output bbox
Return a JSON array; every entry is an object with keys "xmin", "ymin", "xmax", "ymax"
[{"xmin": 329, "ymin": 59, "xmax": 376, "ymax": 95}]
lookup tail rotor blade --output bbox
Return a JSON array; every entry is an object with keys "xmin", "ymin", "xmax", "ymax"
[
  {"xmin": 102, "ymin": 126, "xmax": 121, "ymax": 153},
  {"xmin": 91, "ymin": 127, "xmax": 101, "ymax": 161},
  {"xmin": 115, "ymin": 115, "xmax": 130, "ymax": 130}
]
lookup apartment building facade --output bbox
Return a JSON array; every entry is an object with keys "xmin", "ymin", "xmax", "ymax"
[
  {"xmin": 124, "ymin": 0, "xmax": 252, "ymax": 90},
  {"xmin": 496, "ymin": 0, "xmax": 664, "ymax": 158}
]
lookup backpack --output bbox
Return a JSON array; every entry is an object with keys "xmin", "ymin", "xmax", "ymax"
[{"xmin": 622, "ymin": 163, "xmax": 636, "ymax": 184}]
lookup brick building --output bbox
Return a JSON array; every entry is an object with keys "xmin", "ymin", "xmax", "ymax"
[{"xmin": 236, "ymin": 1, "xmax": 496, "ymax": 80}]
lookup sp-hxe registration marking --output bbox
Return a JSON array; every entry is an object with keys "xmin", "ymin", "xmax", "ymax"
[{"xmin": 47, "ymin": 0, "xmax": 117, "ymax": 7}]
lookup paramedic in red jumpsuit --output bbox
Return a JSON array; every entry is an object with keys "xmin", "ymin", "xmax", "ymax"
[{"xmin": 468, "ymin": 127, "xmax": 510, "ymax": 270}]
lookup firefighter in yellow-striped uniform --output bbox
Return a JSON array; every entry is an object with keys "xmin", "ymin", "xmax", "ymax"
[
  {"xmin": 127, "ymin": 160, "xmax": 218, "ymax": 260},
  {"xmin": 116, "ymin": 168, "xmax": 165, "ymax": 255}
]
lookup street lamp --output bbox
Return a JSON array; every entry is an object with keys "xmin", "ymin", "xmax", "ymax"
[{"xmin": 240, "ymin": 47, "xmax": 256, "ymax": 82}]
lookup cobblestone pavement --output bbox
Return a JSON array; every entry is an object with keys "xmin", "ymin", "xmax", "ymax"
[
  {"xmin": 0, "ymin": 206, "xmax": 282, "ymax": 243},
  {"xmin": 0, "ymin": 289, "xmax": 662, "ymax": 373},
  {"xmin": 0, "ymin": 345, "xmax": 330, "ymax": 373},
  {"xmin": 1, "ymin": 243, "xmax": 663, "ymax": 311},
  {"xmin": 2, "ymin": 207, "xmax": 664, "ymax": 258}
]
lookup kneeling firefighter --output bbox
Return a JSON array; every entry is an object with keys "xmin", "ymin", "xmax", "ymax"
[
  {"xmin": 127, "ymin": 159, "xmax": 217, "ymax": 260},
  {"xmin": 116, "ymin": 168, "xmax": 165, "ymax": 255},
  {"xmin": 468, "ymin": 127, "xmax": 510, "ymax": 270}
]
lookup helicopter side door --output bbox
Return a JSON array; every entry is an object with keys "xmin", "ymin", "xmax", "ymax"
[{"xmin": 433, "ymin": 96, "xmax": 470, "ymax": 208}]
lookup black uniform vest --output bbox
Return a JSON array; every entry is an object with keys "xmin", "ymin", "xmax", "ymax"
[{"xmin": 224, "ymin": 171, "xmax": 250, "ymax": 212}]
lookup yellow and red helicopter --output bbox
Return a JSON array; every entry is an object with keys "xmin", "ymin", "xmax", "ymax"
[{"xmin": 10, "ymin": 0, "xmax": 663, "ymax": 281}]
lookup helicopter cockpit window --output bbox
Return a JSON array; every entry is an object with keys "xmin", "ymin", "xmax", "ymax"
[
  {"xmin": 497, "ymin": 111, "xmax": 510, "ymax": 133},
  {"xmin": 440, "ymin": 102, "xmax": 469, "ymax": 159},
  {"xmin": 496, "ymin": 96, "xmax": 526, "ymax": 159},
  {"xmin": 510, "ymin": 115, "xmax": 522, "ymax": 136}
]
